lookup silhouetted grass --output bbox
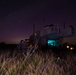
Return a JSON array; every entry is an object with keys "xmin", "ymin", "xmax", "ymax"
[{"xmin": 0, "ymin": 49, "xmax": 76, "ymax": 75}]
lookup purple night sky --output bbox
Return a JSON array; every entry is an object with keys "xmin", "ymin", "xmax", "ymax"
[{"xmin": 0, "ymin": 0, "xmax": 76, "ymax": 44}]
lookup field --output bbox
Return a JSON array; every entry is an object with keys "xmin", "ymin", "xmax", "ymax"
[{"xmin": 0, "ymin": 49, "xmax": 76, "ymax": 75}]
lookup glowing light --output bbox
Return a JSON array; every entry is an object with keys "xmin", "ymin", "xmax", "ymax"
[
  {"xmin": 70, "ymin": 47, "xmax": 74, "ymax": 50},
  {"xmin": 35, "ymin": 33, "xmax": 37, "ymax": 36},
  {"xmin": 48, "ymin": 40, "xmax": 56, "ymax": 46},
  {"xmin": 67, "ymin": 45, "xmax": 69, "ymax": 49}
]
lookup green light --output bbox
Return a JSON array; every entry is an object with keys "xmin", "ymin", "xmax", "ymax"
[{"xmin": 48, "ymin": 40, "xmax": 56, "ymax": 46}]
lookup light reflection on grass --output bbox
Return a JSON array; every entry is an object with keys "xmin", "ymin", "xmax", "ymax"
[{"xmin": 0, "ymin": 49, "xmax": 76, "ymax": 75}]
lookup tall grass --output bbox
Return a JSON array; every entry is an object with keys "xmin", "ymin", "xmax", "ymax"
[{"xmin": 0, "ymin": 49, "xmax": 76, "ymax": 75}]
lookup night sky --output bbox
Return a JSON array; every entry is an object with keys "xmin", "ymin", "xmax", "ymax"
[{"xmin": 0, "ymin": 0, "xmax": 76, "ymax": 44}]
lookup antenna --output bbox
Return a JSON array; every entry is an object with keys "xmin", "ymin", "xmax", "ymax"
[
  {"xmin": 43, "ymin": 18, "xmax": 45, "ymax": 26},
  {"xmin": 33, "ymin": 24, "xmax": 35, "ymax": 34},
  {"xmin": 63, "ymin": 22, "xmax": 65, "ymax": 29}
]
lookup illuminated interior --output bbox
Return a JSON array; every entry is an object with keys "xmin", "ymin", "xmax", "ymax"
[{"xmin": 47, "ymin": 40, "xmax": 57, "ymax": 46}]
